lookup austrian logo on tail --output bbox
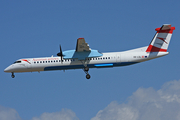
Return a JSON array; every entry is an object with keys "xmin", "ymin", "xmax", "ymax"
[{"xmin": 157, "ymin": 37, "xmax": 168, "ymax": 44}]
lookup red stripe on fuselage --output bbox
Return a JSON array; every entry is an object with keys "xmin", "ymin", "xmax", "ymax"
[
  {"xmin": 146, "ymin": 45, "xmax": 167, "ymax": 52},
  {"xmin": 22, "ymin": 59, "xmax": 31, "ymax": 64}
]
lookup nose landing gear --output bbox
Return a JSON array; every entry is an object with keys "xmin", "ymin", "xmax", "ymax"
[{"xmin": 11, "ymin": 72, "xmax": 15, "ymax": 78}]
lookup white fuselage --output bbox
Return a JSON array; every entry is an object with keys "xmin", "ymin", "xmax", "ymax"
[{"xmin": 4, "ymin": 48, "xmax": 169, "ymax": 73}]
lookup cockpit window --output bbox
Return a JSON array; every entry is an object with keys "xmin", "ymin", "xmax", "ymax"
[{"xmin": 13, "ymin": 61, "xmax": 21, "ymax": 64}]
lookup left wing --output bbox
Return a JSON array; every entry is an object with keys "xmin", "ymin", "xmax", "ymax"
[{"xmin": 76, "ymin": 38, "xmax": 91, "ymax": 52}]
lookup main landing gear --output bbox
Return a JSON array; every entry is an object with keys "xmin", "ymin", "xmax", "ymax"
[
  {"xmin": 11, "ymin": 72, "xmax": 15, "ymax": 78},
  {"xmin": 83, "ymin": 67, "xmax": 91, "ymax": 79}
]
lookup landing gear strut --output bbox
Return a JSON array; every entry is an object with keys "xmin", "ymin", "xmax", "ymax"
[
  {"xmin": 11, "ymin": 72, "xmax": 15, "ymax": 78},
  {"xmin": 83, "ymin": 67, "xmax": 91, "ymax": 79}
]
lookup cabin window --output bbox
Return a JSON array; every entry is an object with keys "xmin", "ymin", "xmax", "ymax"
[
  {"xmin": 37, "ymin": 61, "xmax": 39, "ymax": 63},
  {"xmin": 34, "ymin": 62, "xmax": 36, "ymax": 64},
  {"xmin": 48, "ymin": 61, "xmax": 50, "ymax": 63},
  {"xmin": 56, "ymin": 60, "xmax": 58, "ymax": 62},
  {"xmin": 40, "ymin": 61, "xmax": 42, "ymax": 63}
]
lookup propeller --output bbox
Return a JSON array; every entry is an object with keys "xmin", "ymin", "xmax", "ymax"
[{"xmin": 57, "ymin": 45, "xmax": 64, "ymax": 62}]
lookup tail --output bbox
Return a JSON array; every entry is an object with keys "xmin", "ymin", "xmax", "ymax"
[{"xmin": 146, "ymin": 24, "xmax": 175, "ymax": 52}]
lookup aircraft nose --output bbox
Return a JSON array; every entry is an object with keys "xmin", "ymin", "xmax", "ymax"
[{"xmin": 4, "ymin": 66, "xmax": 12, "ymax": 73}]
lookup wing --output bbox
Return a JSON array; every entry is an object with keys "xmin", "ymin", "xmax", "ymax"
[
  {"xmin": 76, "ymin": 38, "xmax": 91, "ymax": 52},
  {"xmin": 63, "ymin": 38, "xmax": 102, "ymax": 60}
]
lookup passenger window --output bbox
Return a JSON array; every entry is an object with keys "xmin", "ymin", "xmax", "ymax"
[
  {"xmin": 37, "ymin": 61, "xmax": 39, "ymax": 63},
  {"xmin": 34, "ymin": 62, "xmax": 36, "ymax": 64}
]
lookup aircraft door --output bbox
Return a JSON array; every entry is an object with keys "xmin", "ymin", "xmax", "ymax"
[
  {"xmin": 116, "ymin": 54, "xmax": 121, "ymax": 63},
  {"xmin": 25, "ymin": 59, "xmax": 32, "ymax": 69}
]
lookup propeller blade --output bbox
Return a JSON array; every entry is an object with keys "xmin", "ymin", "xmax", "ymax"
[
  {"xmin": 57, "ymin": 45, "xmax": 63, "ymax": 63},
  {"xmin": 60, "ymin": 45, "xmax": 62, "ymax": 54}
]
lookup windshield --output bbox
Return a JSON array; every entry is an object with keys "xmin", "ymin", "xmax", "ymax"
[{"xmin": 13, "ymin": 61, "xmax": 21, "ymax": 64}]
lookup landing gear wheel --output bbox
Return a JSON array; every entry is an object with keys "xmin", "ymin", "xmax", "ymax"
[
  {"xmin": 84, "ymin": 67, "xmax": 89, "ymax": 71},
  {"xmin": 86, "ymin": 74, "xmax": 91, "ymax": 79},
  {"xmin": 11, "ymin": 73, "xmax": 15, "ymax": 78}
]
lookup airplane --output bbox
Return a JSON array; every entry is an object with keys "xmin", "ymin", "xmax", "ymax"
[{"xmin": 4, "ymin": 24, "xmax": 175, "ymax": 79}]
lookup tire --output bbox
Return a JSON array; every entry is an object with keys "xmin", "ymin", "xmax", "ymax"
[{"xmin": 86, "ymin": 74, "xmax": 91, "ymax": 79}]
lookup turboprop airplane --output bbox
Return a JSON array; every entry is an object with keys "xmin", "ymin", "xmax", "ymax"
[{"xmin": 4, "ymin": 24, "xmax": 175, "ymax": 79}]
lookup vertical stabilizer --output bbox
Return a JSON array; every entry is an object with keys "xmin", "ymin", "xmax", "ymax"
[{"xmin": 146, "ymin": 24, "xmax": 175, "ymax": 52}]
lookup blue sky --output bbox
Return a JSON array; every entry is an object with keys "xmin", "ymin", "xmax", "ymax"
[{"xmin": 1, "ymin": 1, "xmax": 180, "ymax": 120}]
